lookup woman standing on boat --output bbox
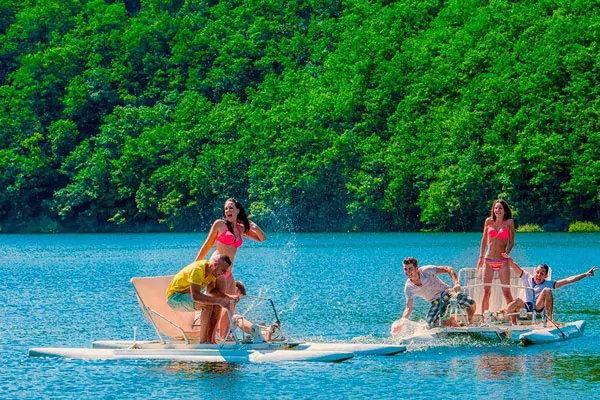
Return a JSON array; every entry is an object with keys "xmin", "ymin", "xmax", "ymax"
[
  {"xmin": 477, "ymin": 199, "xmax": 515, "ymax": 315},
  {"xmin": 195, "ymin": 198, "xmax": 266, "ymax": 340}
]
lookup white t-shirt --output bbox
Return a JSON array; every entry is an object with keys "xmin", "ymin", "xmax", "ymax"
[
  {"xmin": 520, "ymin": 270, "xmax": 556, "ymax": 304},
  {"xmin": 404, "ymin": 265, "xmax": 450, "ymax": 302}
]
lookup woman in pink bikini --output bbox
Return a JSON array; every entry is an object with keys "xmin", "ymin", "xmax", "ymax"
[
  {"xmin": 195, "ymin": 198, "xmax": 266, "ymax": 341},
  {"xmin": 477, "ymin": 199, "xmax": 515, "ymax": 315}
]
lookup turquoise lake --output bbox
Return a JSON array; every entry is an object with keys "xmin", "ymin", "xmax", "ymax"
[{"xmin": 1, "ymin": 233, "xmax": 599, "ymax": 399}]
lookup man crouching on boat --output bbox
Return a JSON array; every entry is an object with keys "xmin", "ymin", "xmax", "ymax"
[
  {"xmin": 502, "ymin": 253, "xmax": 597, "ymax": 326},
  {"xmin": 165, "ymin": 255, "xmax": 239, "ymax": 343},
  {"xmin": 394, "ymin": 257, "xmax": 476, "ymax": 334}
]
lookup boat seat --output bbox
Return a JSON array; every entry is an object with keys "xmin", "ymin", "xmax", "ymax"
[
  {"xmin": 131, "ymin": 276, "xmax": 204, "ymax": 342},
  {"xmin": 515, "ymin": 308, "xmax": 546, "ymax": 325},
  {"xmin": 459, "ymin": 267, "xmax": 551, "ymax": 315}
]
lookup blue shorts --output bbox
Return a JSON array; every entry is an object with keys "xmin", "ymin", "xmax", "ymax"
[
  {"xmin": 524, "ymin": 302, "xmax": 535, "ymax": 312},
  {"xmin": 166, "ymin": 292, "xmax": 196, "ymax": 312},
  {"xmin": 524, "ymin": 302, "xmax": 544, "ymax": 313}
]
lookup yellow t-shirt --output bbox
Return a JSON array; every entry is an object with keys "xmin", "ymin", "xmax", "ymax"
[{"xmin": 165, "ymin": 260, "xmax": 216, "ymax": 298}]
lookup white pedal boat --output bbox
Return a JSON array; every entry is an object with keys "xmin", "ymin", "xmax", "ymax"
[
  {"xmin": 30, "ymin": 276, "xmax": 405, "ymax": 363},
  {"xmin": 396, "ymin": 268, "xmax": 586, "ymax": 346}
]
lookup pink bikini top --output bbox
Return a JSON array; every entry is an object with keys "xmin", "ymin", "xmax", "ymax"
[
  {"xmin": 488, "ymin": 221, "xmax": 509, "ymax": 240},
  {"xmin": 216, "ymin": 223, "xmax": 243, "ymax": 248}
]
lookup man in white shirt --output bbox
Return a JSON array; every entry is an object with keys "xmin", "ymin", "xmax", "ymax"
[{"xmin": 398, "ymin": 257, "xmax": 476, "ymax": 330}]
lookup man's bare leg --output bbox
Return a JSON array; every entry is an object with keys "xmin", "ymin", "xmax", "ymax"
[
  {"xmin": 217, "ymin": 274, "xmax": 235, "ymax": 339},
  {"xmin": 538, "ymin": 288, "xmax": 555, "ymax": 326},
  {"xmin": 467, "ymin": 303, "xmax": 476, "ymax": 325},
  {"xmin": 442, "ymin": 317, "xmax": 460, "ymax": 327},
  {"xmin": 208, "ymin": 305, "xmax": 223, "ymax": 343},
  {"xmin": 506, "ymin": 298, "xmax": 526, "ymax": 325},
  {"xmin": 197, "ymin": 305, "xmax": 213, "ymax": 343}
]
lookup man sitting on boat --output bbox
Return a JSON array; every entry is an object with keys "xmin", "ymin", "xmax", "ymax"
[
  {"xmin": 502, "ymin": 253, "xmax": 597, "ymax": 326},
  {"xmin": 165, "ymin": 255, "xmax": 239, "ymax": 343},
  {"xmin": 394, "ymin": 257, "xmax": 476, "ymax": 333}
]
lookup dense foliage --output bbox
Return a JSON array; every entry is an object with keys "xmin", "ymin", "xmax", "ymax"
[{"xmin": 1, "ymin": 0, "xmax": 599, "ymax": 233}]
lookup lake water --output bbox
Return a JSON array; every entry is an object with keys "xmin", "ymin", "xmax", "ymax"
[{"xmin": 1, "ymin": 233, "xmax": 599, "ymax": 399}]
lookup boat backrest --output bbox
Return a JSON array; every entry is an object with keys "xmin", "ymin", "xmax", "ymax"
[
  {"xmin": 459, "ymin": 267, "xmax": 552, "ymax": 313},
  {"xmin": 131, "ymin": 276, "xmax": 201, "ymax": 339}
]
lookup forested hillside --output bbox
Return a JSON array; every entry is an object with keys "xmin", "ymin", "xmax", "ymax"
[{"xmin": 1, "ymin": 0, "xmax": 599, "ymax": 233}]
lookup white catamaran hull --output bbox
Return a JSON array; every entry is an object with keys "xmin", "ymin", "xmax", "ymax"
[
  {"xmin": 29, "ymin": 346, "xmax": 354, "ymax": 363},
  {"xmin": 398, "ymin": 320, "xmax": 586, "ymax": 345},
  {"xmin": 519, "ymin": 320, "xmax": 585, "ymax": 345},
  {"xmin": 298, "ymin": 342, "xmax": 406, "ymax": 356},
  {"xmin": 91, "ymin": 340, "xmax": 407, "ymax": 356}
]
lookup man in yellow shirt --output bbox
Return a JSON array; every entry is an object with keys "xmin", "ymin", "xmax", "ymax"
[{"xmin": 166, "ymin": 255, "xmax": 238, "ymax": 343}]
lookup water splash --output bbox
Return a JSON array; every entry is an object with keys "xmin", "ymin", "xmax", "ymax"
[
  {"xmin": 277, "ymin": 295, "xmax": 300, "ymax": 318},
  {"xmin": 390, "ymin": 318, "xmax": 430, "ymax": 338},
  {"xmin": 388, "ymin": 318, "xmax": 511, "ymax": 351},
  {"xmin": 254, "ymin": 215, "xmax": 300, "ymax": 319}
]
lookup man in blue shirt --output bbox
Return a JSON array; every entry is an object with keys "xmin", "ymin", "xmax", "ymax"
[{"xmin": 503, "ymin": 253, "xmax": 596, "ymax": 325}]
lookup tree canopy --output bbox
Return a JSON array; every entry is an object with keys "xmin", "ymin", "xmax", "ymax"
[{"xmin": 1, "ymin": 0, "xmax": 599, "ymax": 233}]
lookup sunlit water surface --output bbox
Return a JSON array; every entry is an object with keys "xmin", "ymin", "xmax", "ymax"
[{"xmin": 1, "ymin": 233, "xmax": 599, "ymax": 399}]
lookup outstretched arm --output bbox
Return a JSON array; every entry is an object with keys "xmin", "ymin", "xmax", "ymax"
[
  {"xmin": 391, "ymin": 298, "xmax": 414, "ymax": 335},
  {"xmin": 243, "ymin": 220, "xmax": 266, "ymax": 242},
  {"xmin": 195, "ymin": 220, "xmax": 221, "ymax": 261},
  {"xmin": 555, "ymin": 266, "xmax": 597, "ymax": 289},
  {"xmin": 505, "ymin": 219, "xmax": 516, "ymax": 254},
  {"xmin": 502, "ymin": 253, "xmax": 522, "ymax": 277},
  {"xmin": 478, "ymin": 220, "xmax": 489, "ymax": 268},
  {"xmin": 401, "ymin": 298, "xmax": 414, "ymax": 320},
  {"xmin": 436, "ymin": 266, "xmax": 461, "ymax": 292}
]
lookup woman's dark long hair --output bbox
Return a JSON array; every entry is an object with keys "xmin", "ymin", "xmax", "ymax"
[{"xmin": 223, "ymin": 198, "xmax": 250, "ymax": 233}]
